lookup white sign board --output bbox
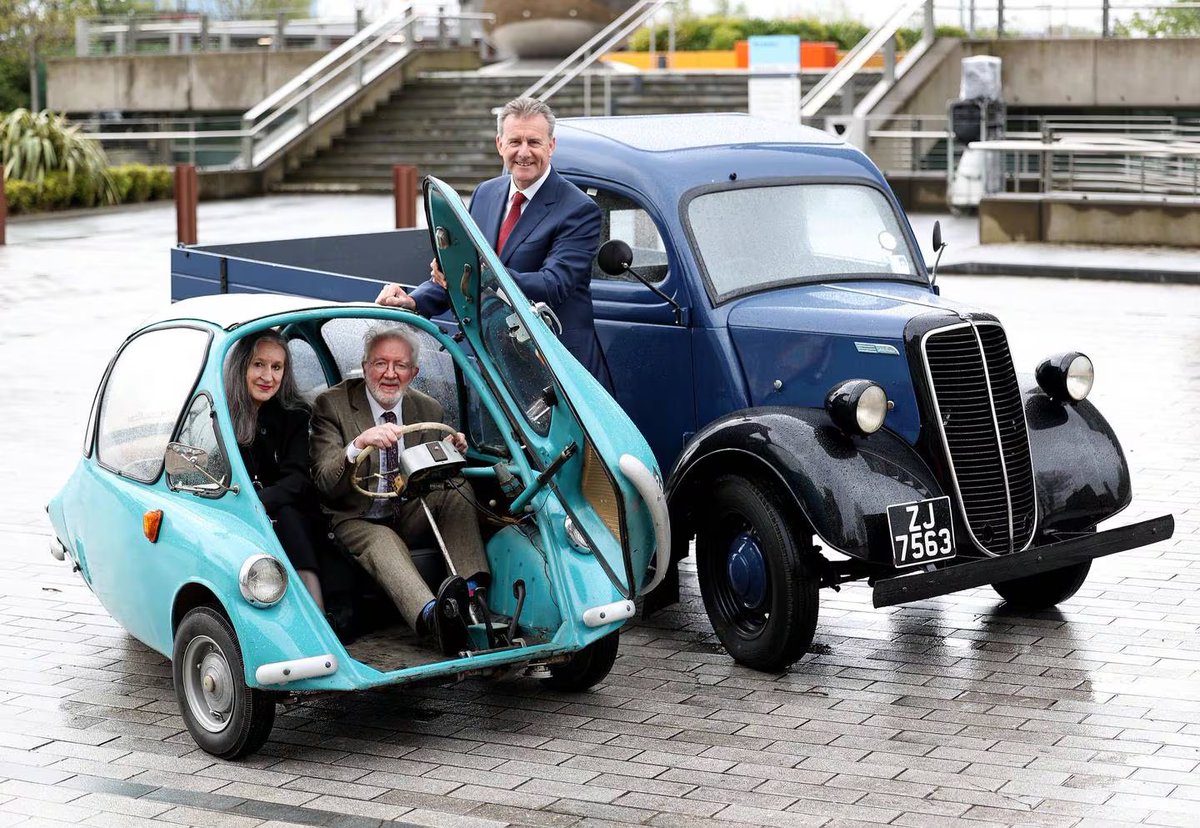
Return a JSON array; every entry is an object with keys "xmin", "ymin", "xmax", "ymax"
[{"xmin": 748, "ymin": 35, "xmax": 801, "ymax": 125}]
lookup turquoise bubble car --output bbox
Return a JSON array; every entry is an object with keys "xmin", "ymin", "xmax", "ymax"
[{"xmin": 46, "ymin": 178, "xmax": 668, "ymax": 759}]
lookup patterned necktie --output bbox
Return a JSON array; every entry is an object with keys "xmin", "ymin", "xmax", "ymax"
[
  {"xmin": 380, "ymin": 410, "xmax": 399, "ymax": 495},
  {"xmin": 496, "ymin": 190, "xmax": 526, "ymax": 255}
]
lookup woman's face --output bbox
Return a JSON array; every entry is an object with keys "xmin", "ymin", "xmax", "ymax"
[{"xmin": 245, "ymin": 340, "xmax": 287, "ymax": 407}]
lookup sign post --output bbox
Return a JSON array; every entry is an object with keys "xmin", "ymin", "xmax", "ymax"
[{"xmin": 748, "ymin": 35, "xmax": 802, "ymax": 125}]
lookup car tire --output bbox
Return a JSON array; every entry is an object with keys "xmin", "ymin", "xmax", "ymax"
[
  {"xmin": 172, "ymin": 606, "xmax": 275, "ymax": 760},
  {"xmin": 992, "ymin": 560, "xmax": 1091, "ymax": 610},
  {"xmin": 541, "ymin": 631, "xmax": 619, "ymax": 691},
  {"xmin": 696, "ymin": 475, "xmax": 818, "ymax": 672}
]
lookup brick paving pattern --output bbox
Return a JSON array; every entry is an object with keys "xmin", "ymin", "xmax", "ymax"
[{"xmin": 0, "ymin": 198, "xmax": 1196, "ymax": 827}]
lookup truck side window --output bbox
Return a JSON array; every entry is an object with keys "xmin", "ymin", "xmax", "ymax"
[{"xmin": 589, "ymin": 189, "xmax": 669, "ymax": 284}]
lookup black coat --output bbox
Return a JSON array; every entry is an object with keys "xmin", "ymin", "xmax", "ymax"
[{"xmin": 238, "ymin": 398, "xmax": 317, "ymax": 517}]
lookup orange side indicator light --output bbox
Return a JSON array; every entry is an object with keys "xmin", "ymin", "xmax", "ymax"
[{"xmin": 143, "ymin": 510, "xmax": 163, "ymax": 543}]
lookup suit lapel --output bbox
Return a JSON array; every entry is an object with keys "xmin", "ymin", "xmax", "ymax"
[
  {"xmin": 349, "ymin": 380, "xmax": 379, "ymax": 478},
  {"xmin": 500, "ymin": 170, "xmax": 559, "ymax": 266}
]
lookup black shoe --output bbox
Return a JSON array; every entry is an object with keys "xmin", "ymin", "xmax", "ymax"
[{"xmin": 434, "ymin": 576, "xmax": 471, "ymax": 657}]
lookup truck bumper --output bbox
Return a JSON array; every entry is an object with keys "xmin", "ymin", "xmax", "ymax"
[{"xmin": 873, "ymin": 514, "xmax": 1174, "ymax": 608}]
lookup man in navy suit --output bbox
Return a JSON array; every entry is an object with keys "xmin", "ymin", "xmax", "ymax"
[{"xmin": 376, "ymin": 98, "xmax": 612, "ymax": 389}]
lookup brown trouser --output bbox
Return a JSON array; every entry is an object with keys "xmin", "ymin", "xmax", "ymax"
[{"xmin": 333, "ymin": 486, "xmax": 488, "ymax": 629}]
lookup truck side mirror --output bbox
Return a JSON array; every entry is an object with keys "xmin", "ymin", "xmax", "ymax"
[{"xmin": 597, "ymin": 239, "xmax": 633, "ymax": 276}]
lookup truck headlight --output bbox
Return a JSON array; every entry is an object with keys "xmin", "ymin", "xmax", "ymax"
[
  {"xmin": 1036, "ymin": 352, "xmax": 1093, "ymax": 402},
  {"xmin": 825, "ymin": 380, "xmax": 888, "ymax": 436},
  {"xmin": 239, "ymin": 554, "xmax": 288, "ymax": 607}
]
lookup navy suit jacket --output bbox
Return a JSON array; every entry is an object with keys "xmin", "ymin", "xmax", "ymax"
[{"xmin": 411, "ymin": 167, "xmax": 611, "ymax": 388}]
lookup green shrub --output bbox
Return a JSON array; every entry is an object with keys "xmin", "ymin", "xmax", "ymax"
[
  {"xmin": 708, "ymin": 23, "xmax": 744, "ymax": 51},
  {"xmin": 1, "ymin": 109, "xmax": 118, "ymax": 205},
  {"xmin": 148, "ymin": 166, "xmax": 174, "ymax": 200},
  {"xmin": 108, "ymin": 166, "xmax": 133, "ymax": 202},
  {"xmin": 40, "ymin": 172, "xmax": 75, "ymax": 210},
  {"xmin": 73, "ymin": 172, "xmax": 99, "ymax": 208},
  {"xmin": 121, "ymin": 163, "xmax": 152, "ymax": 203},
  {"xmin": 3, "ymin": 178, "xmax": 37, "ymax": 214}
]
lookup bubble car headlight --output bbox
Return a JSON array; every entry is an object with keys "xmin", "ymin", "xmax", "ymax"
[
  {"xmin": 825, "ymin": 380, "xmax": 889, "ymax": 436},
  {"xmin": 1036, "ymin": 352, "xmax": 1093, "ymax": 402},
  {"xmin": 239, "ymin": 554, "xmax": 288, "ymax": 607}
]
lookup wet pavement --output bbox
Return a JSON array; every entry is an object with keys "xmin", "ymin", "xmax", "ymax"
[{"xmin": 0, "ymin": 196, "xmax": 1197, "ymax": 828}]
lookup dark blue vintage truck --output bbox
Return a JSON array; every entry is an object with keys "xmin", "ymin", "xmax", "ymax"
[{"xmin": 173, "ymin": 113, "xmax": 1173, "ymax": 672}]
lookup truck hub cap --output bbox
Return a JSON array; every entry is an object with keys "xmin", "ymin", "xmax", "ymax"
[
  {"xmin": 182, "ymin": 635, "xmax": 234, "ymax": 733},
  {"xmin": 727, "ymin": 531, "xmax": 767, "ymax": 610}
]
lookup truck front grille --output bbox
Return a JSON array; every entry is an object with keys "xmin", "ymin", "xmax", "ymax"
[{"xmin": 922, "ymin": 321, "xmax": 1037, "ymax": 556}]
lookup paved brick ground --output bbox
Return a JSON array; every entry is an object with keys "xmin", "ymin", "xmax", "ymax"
[{"xmin": 0, "ymin": 198, "xmax": 1196, "ymax": 827}]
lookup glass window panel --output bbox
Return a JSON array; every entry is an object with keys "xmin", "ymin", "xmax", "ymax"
[
  {"xmin": 686, "ymin": 184, "xmax": 921, "ymax": 298},
  {"xmin": 97, "ymin": 327, "xmax": 209, "ymax": 482},
  {"xmin": 169, "ymin": 394, "xmax": 231, "ymax": 494}
]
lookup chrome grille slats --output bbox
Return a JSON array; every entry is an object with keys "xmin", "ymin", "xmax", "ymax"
[{"xmin": 922, "ymin": 321, "xmax": 1038, "ymax": 556}]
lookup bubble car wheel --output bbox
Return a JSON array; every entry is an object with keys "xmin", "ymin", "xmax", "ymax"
[{"xmin": 172, "ymin": 607, "xmax": 275, "ymax": 759}]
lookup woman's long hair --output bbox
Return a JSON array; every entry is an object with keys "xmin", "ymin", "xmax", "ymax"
[{"xmin": 225, "ymin": 330, "xmax": 306, "ymax": 446}]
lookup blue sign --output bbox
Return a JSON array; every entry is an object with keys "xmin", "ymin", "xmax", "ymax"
[{"xmin": 748, "ymin": 35, "xmax": 801, "ymax": 73}]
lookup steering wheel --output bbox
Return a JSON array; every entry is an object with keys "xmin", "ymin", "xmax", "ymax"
[{"xmin": 351, "ymin": 422, "xmax": 459, "ymax": 499}]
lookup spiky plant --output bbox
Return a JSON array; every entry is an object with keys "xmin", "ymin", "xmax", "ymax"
[{"xmin": 1, "ymin": 109, "xmax": 119, "ymax": 205}]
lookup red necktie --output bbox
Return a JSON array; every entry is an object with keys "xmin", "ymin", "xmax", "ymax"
[{"xmin": 496, "ymin": 191, "xmax": 526, "ymax": 255}]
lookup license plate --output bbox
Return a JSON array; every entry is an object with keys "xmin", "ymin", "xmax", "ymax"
[{"xmin": 887, "ymin": 496, "xmax": 955, "ymax": 568}]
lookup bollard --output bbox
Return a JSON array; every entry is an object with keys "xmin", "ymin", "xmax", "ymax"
[
  {"xmin": 175, "ymin": 163, "xmax": 198, "ymax": 245},
  {"xmin": 393, "ymin": 165, "xmax": 418, "ymax": 229},
  {"xmin": 0, "ymin": 176, "xmax": 7, "ymax": 246}
]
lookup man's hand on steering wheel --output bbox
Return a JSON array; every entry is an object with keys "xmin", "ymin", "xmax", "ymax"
[
  {"xmin": 353, "ymin": 422, "xmax": 406, "ymax": 452},
  {"xmin": 351, "ymin": 422, "xmax": 466, "ymax": 499}
]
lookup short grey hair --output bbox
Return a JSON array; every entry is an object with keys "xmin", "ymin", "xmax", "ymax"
[
  {"xmin": 496, "ymin": 97, "xmax": 556, "ymax": 138},
  {"xmin": 361, "ymin": 323, "xmax": 421, "ymax": 366}
]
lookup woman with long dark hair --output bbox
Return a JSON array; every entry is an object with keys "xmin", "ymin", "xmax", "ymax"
[{"xmin": 225, "ymin": 330, "xmax": 329, "ymax": 611}]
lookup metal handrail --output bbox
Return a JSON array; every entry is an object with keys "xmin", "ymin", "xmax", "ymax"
[
  {"xmin": 239, "ymin": 7, "xmax": 491, "ymax": 169},
  {"xmin": 803, "ymin": 0, "xmax": 932, "ymax": 120},
  {"xmin": 516, "ymin": 0, "xmax": 674, "ymax": 106},
  {"xmin": 244, "ymin": 9, "xmax": 407, "ymax": 122}
]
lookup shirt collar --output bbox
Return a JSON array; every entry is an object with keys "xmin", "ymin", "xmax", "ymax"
[
  {"xmin": 507, "ymin": 164, "xmax": 552, "ymax": 205},
  {"xmin": 365, "ymin": 387, "xmax": 403, "ymax": 425}
]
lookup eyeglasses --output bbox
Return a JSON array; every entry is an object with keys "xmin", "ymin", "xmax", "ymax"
[{"xmin": 367, "ymin": 359, "xmax": 416, "ymax": 374}]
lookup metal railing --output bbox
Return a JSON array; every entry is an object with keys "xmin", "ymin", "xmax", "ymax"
[
  {"xmin": 865, "ymin": 114, "xmax": 1200, "ymax": 197},
  {"xmin": 803, "ymin": 0, "xmax": 934, "ymax": 123},
  {"xmin": 76, "ymin": 13, "xmax": 367, "ymax": 56},
  {"xmin": 931, "ymin": 1, "xmax": 1200, "ymax": 39},
  {"xmin": 242, "ymin": 6, "xmax": 490, "ymax": 168},
  {"xmin": 78, "ymin": 116, "xmax": 245, "ymax": 167},
  {"xmin": 515, "ymin": 0, "xmax": 677, "ymax": 115}
]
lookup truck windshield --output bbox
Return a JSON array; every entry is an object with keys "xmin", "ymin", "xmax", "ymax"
[{"xmin": 686, "ymin": 183, "xmax": 923, "ymax": 300}]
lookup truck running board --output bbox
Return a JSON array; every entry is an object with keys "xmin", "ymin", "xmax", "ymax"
[{"xmin": 873, "ymin": 514, "xmax": 1175, "ymax": 608}]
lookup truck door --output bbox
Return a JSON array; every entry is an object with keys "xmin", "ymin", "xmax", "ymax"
[{"xmin": 582, "ymin": 185, "xmax": 696, "ymax": 473}]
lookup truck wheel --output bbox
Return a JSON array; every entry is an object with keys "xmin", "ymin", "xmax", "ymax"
[
  {"xmin": 992, "ymin": 560, "xmax": 1091, "ymax": 610},
  {"xmin": 541, "ymin": 631, "xmax": 619, "ymax": 691},
  {"xmin": 173, "ymin": 607, "xmax": 275, "ymax": 759},
  {"xmin": 696, "ymin": 476, "xmax": 818, "ymax": 672}
]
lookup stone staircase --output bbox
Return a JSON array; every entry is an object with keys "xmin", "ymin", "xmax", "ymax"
[{"xmin": 277, "ymin": 70, "xmax": 882, "ymax": 194}]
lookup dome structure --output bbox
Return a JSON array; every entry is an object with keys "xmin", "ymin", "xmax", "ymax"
[{"xmin": 483, "ymin": 1, "xmax": 638, "ymax": 59}]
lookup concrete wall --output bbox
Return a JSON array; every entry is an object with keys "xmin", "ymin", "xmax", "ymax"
[
  {"xmin": 875, "ymin": 36, "xmax": 1200, "ymax": 118},
  {"xmin": 965, "ymin": 38, "xmax": 1200, "ymax": 107},
  {"xmin": 980, "ymin": 193, "xmax": 1200, "ymax": 247},
  {"xmin": 48, "ymin": 51, "xmax": 325, "ymax": 113}
]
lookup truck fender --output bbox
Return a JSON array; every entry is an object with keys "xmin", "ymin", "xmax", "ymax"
[
  {"xmin": 665, "ymin": 406, "xmax": 945, "ymax": 564},
  {"xmin": 1022, "ymin": 381, "xmax": 1131, "ymax": 533}
]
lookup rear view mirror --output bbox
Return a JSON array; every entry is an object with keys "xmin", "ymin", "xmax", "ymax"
[
  {"xmin": 933, "ymin": 220, "xmax": 944, "ymax": 252},
  {"xmin": 597, "ymin": 239, "xmax": 633, "ymax": 276}
]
